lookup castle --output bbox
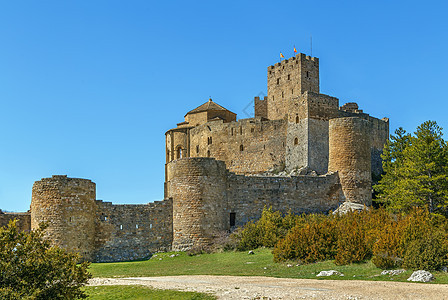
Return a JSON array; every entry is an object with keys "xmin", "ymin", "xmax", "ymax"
[{"xmin": 0, "ymin": 52, "xmax": 389, "ymax": 262}]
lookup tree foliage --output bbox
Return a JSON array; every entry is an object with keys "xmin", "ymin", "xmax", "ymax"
[
  {"xmin": 0, "ymin": 220, "xmax": 92, "ymax": 299},
  {"xmin": 375, "ymin": 121, "xmax": 448, "ymax": 215}
]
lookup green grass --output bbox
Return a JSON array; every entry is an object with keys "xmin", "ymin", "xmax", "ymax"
[
  {"xmin": 85, "ymin": 285, "xmax": 216, "ymax": 299},
  {"xmin": 88, "ymin": 248, "xmax": 448, "ymax": 284}
]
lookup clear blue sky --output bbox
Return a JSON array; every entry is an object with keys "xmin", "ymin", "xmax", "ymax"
[{"xmin": 1, "ymin": 1, "xmax": 447, "ymax": 212}]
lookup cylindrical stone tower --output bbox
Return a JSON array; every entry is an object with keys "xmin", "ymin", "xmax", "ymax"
[
  {"xmin": 31, "ymin": 175, "xmax": 96, "ymax": 261},
  {"xmin": 167, "ymin": 157, "xmax": 228, "ymax": 251},
  {"xmin": 328, "ymin": 117, "xmax": 372, "ymax": 205}
]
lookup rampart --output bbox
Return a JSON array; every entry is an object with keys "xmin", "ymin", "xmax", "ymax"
[
  {"xmin": 0, "ymin": 211, "xmax": 31, "ymax": 232},
  {"xmin": 167, "ymin": 157, "xmax": 342, "ymax": 250},
  {"xmin": 29, "ymin": 175, "xmax": 172, "ymax": 262}
]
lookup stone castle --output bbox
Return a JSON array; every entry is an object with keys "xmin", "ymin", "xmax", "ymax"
[{"xmin": 1, "ymin": 52, "xmax": 389, "ymax": 262}]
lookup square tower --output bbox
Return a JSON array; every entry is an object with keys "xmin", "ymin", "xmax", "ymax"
[{"xmin": 267, "ymin": 53, "xmax": 319, "ymax": 120}]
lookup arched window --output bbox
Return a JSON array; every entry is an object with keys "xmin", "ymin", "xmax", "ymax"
[
  {"xmin": 207, "ymin": 150, "xmax": 210, "ymax": 157},
  {"xmin": 240, "ymin": 145, "xmax": 244, "ymax": 152},
  {"xmin": 208, "ymin": 137, "xmax": 212, "ymax": 145},
  {"xmin": 196, "ymin": 145, "xmax": 199, "ymax": 154},
  {"xmin": 294, "ymin": 137, "xmax": 298, "ymax": 145},
  {"xmin": 240, "ymin": 127, "xmax": 242, "ymax": 134},
  {"xmin": 295, "ymin": 115, "xmax": 299, "ymax": 123},
  {"xmin": 176, "ymin": 146, "xmax": 182, "ymax": 159}
]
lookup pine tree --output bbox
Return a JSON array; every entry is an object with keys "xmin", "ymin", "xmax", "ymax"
[{"xmin": 375, "ymin": 121, "xmax": 448, "ymax": 215}]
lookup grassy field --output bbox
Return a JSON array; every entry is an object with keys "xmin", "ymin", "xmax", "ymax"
[
  {"xmin": 88, "ymin": 248, "xmax": 448, "ymax": 284},
  {"xmin": 85, "ymin": 285, "xmax": 216, "ymax": 299}
]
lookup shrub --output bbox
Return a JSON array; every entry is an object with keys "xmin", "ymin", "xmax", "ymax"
[
  {"xmin": 234, "ymin": 207, "xmax": 299, "ymax": 251},
  {"xmin": 274, "ymin": 216, "xmax": 338, "ymax": 263},
  {"xmin": 0, "ymin": 220, "xmax": 91, "ymax": 299},
  {"xmin": 335, "ymin": 214, "xmax": 370, "ymax": 265}
]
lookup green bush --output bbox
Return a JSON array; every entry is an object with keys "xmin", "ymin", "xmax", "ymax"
[
  {"xmin": 0, "ymin": 220, "xmax": 91, "ymax": 299},
  {"xmin": 335, "ymin": 215, "xmax": 369, "ymax": 265},
  {"xmin": 273, "ymin": 216, "xmax": 337, "ymax": 263}
]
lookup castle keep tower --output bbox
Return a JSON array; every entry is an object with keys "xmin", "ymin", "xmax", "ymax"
[
  {"xmin": 31, "ymin": 175, "xmax": 97, "ymax": 261},
  {"xmin": 267, "ymin": 53, "xmax": 319, "ymax": 120}
]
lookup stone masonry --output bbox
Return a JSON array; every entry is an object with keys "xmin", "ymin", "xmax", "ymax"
[{"xmin": 1, "ymin": 51, "xmax": 389, "ymax": 262}]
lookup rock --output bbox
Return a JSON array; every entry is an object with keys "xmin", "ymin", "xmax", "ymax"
[
  {"xmin": 333, "ymin": 202, "xmax": 369, "ymax": 215},
  {"xmin": 287, "ymin": 264, "xmax": 293, "ymax": 268},
  {"xmin": 407, "ymin": 270, "xmax": 434, "ymax": 282},
  {"xmin": 248, "ymin": 250, "xmax": 255, "ymax": 255},
  {"xmin": 381, "ymin": 269, "xmax": 406, "ymax": 276},
  {"xmin": 441, "ymin": 266, "xmax": 448, "ymax": 272},
  {"xmin": 316, "ymin": 270, "xmax": 344, "ymax": 277}
]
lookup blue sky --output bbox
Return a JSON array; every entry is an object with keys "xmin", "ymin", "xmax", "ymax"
[{"xmin": 1, "ymin": 1, "xmax": 447, "ymax": 212}]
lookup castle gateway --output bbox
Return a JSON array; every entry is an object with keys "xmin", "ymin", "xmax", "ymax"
[{"xmin": 1, "ymin": 53, "xmax": 389, "ymax": 262}]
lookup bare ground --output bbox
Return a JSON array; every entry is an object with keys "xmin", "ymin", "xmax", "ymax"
[{"xmin": 89, "ymin": 275, "xmax": 448, "ymax": 299}]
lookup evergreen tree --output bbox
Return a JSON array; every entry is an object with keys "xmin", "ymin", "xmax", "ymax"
[{"xmin": 375, "ymin": 121, "xmax": 448, "ymax": 215}]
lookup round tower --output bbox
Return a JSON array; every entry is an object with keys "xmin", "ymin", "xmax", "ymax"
[
  {"xmin": 167, "ymin": 157, "xmax": 228, "ymax": 251},
  {"xmin": 31, "ymin": 175, "xmax": 96, "ymax": 261},
  {"xmin": 328, "ymin": 117, "xmax": 372, "ymax": 205}
]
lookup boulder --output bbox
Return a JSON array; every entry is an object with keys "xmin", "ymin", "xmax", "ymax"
[
  {"xmin": 407, "ymin": 270, "xmax": 434, "ymax": 282},
  {"xmin": 381, "ymin": 269, "xmax": 406, "ymax": 276},
  {"xmin": 316, "ymin": 270, "xmax": 344, "ymax": 277},
  {"xmin": 333, "ymin": 202, "xmax": 368, "ymax": 215}
]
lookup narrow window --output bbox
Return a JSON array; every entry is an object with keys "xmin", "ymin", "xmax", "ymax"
[
  {"xmin": 231, "ymin": 128, "xmax": 233, "ymax": 136},
  {"xmin": 176, "ymin": 147, "xmax": 182, "ymax": 159},
  {"xmin": 120, "ymin": 225, "xmax": 123, "ymax": 230},
  {"xmin": 306, "ymin": 71, "xmax": 309, "ymax": 77},
  {"xmin": 69, "ymin": 217, "xmax": 73, "ymax": 222},
  {"xmin": 196, "ymin": 145, "xmax": 199, "ymax": 154},
  {"xmin": 291, "ymin": 88, "xmax": 294, "ymax": 95},
  {"xmin": 277, "ymin": 78, "xmax": 280, "ymax": 85},
  {"xmin": 136, "ymin": 224, "xmax": 139, "ymax": 229},
  {"xmin": 294, "ymin": 137, "xmax": 298, "ymax": 145},
  {"xmin": 240, "ymin": 145, "xmax": 244, "ymax": 152},
  {"xmin": 251, "ymin": 128, "xmax": 254, "ymax": 133},
  {"xmin": 150, "ymin": 224, "xmax": 153, "ymax": 229},
  {"xmin": 240, "ymin": 127, "xmax": 242, "ymax": 134},
  {"xmin": 296, "ymin": 115, "xmax": 299, "ymax": 123},
  {"xmin": 230, "ymin": 213, "xmax": 236, "ymax": 227},
  {"xmin": 104, "ymin": 216, "xmax": 108, "ymax": 221},
  {"xmin": 207, "ymin": 150, "xmax": 210, "ymax": 157},
  {"xmin": 287, "ymin": 74, "xmax": 290, "ymax": 80},
  {"xmin": 208, "ymin": 137, "xmax": 212, "ymax": 145},
  {"xmin": 282, "ymin": 91, "xmax": 284, "ymax": 98}
]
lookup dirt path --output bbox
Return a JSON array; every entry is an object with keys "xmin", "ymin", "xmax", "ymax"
[{"xmin": 89, "ymin": 275, "xmax": 448, "ymax": 299}]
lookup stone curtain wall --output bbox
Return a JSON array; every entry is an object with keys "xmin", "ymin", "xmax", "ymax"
[
  {"xmin": 0, "ymin": 211, "xmax": 31, "ymax": 231},
  {"xmin": 94, "ymin": 199, "xmax": 172, "ymax": 262},
  {"xmin": 31, "ymin": 175, "xmax": 97, "ymax": 262},
  {"xmin": 227, "ymin": 172, "xmax": 342, "ymax": 227},
  {"xmin": 328, "ymin": 117, "xmax": 372, "ymax": 205},
  {"xmin": 189, "ymin": 117, "xmax": 287, "ymax": 175}
]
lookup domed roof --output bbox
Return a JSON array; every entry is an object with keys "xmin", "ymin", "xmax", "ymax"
[{"xmin": 185, "ymin": 98, "xmax": 233, "ymax": 116}]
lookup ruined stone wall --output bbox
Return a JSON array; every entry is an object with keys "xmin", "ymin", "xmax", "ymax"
[
  {"xmin": 93, "ymin": 199, "xmax": 172, "ymax": 262},
  {"xmin": 328, "ymin": 117, "xmax": 372, "ymax": 205},
  {"xmin": 267, "ymin": 53, "xmax": 319, "ymax": 120},
  {"xmin": 227, "ymin": 172, "xmax": 342, "ymax": 227},
  {"xmin": 189, "ymin": 117, "xmax": 287, "ymax": 174},
  {"xmin": 167, "ymin": 158, "xmax": 228, "ymax": 251},
  {"xmin": 254, "ymin": 96, "xmax": 268, "ymax": 119},
  {"xmin": 0, "ymin": 211, "xmax": 31, "ymax": 231},
  {"xmin": 31, "ymin": 175, "xmax": 96, "ymax": 261}
]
